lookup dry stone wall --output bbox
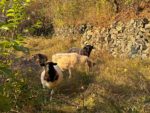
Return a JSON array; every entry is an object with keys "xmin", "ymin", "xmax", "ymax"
[{"xmin": 81, "ymin": 18, "xmax": 150, "ymax": 58}]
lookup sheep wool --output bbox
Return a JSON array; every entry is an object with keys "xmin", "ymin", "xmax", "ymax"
[
  {"xmin": 41, "ymin": 65, "xmax": 63, "ymax": 89},
  {"xmin": 52, "ymin": 53, "xmax": 89, "ymax": 71}
]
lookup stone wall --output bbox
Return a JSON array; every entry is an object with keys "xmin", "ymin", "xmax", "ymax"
[
  {"xmin": 81, "ymin": 18, "xmax": 150, "ymax": 58},
  {"xmin": 54, "ymin": 23, "xmax": 93, "ymax": 38}
]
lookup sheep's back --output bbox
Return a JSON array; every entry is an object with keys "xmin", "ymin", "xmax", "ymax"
[
  {"xmin": 78, "ymin": 55, "xmax": 88, "ymax": 64},
  {"xmin": 68, "ymin": 47, "xmax": 81, "ymax": 53},
  {"xmin": 52, "ymin": 53, "xmax": 79, "ymax": 70}
]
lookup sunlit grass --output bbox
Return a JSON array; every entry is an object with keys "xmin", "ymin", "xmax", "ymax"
[
  {"xmin": 16, "ymin": 36, "xmax": 81, "ymax": 59},
  {"xmin": 14, "ymin": 37, "xmax": 150, "ymax": 113}
]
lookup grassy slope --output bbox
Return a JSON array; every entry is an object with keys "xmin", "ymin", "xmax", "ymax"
[
  {"xmin": 15, "ymin": 3, "xmax": 150, "ymax": 113},
  {"xmin": 19, "ymin": 36, "xmax": 150, "ymax": 113},
  {"xmin": 28, "ymin": 0, "xmax": 150, "ymax": 28}
]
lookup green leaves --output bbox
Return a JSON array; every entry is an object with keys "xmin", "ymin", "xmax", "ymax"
[
  {"xmin": 0, "ymin": 0, "xmax": 32, "ymax": 112},
  {"xmin": 0, "ymin": 25, "xmax": 10, "ymax": 30},
  {"xmin": 0, "ymin": 95, "xmax": 11, "ymax": 112},
  {"xmin": 0, "ymin": 0, "xmax": 31, "ymax": 75},
  {"xmin": 26, "ymin": 0, "xmax": 31, "ymax": 3},
  {"xmin": 12, "ymin": 42, "xmax": 29, "ymax": 53},
  {"xmin": 125, "ymin": 0, "xmax": 133, "ymax": 5},
  {"xmin": 33, "ymin": 20, "xmax": 42, "ymax": 28},
  {"xmin": 6, "ymin": 9, "xmax": 15, "ymax": 14},
  {"xmin": 0, "ymin": 65, "xmax": 12, "ymax": 76},
  {"xmin": 0, "ymin": 0, "xmax": 6, "ymax": 6},
  {"xmin": 0, "ymin": 41, "xmax": 11, "ymax": 48},
  {"xmin": 0, "ymin": 40, "xmax": 29, "ymax": 53},
  {"xmin": 6, "ymin": 3, "xmax": 23, "ymax": 29}
]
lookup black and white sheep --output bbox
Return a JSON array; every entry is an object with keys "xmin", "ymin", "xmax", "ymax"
[
  {"xmin": 52, "ymin": 53, "xmax": 93, "ymax": 78},
  {"xmin": 68, "ymin": 44, "xmax": 94, "ymax": 57},
  {"xmin": 41, "ymin": 61, "xmax": 63, "ymax": 100}
]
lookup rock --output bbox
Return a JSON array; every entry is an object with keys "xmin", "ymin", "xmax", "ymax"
[
  {"xmin": 140, "ymin": 28, "xmax": 146, "ymax": 32},
  {"xmin": 130, "ymin": 19, "xmax": 135, "ymax": 25},
  {"xmin": 81, "ymin": 18, "xmax": 150, "ymax": 59},
  {"xmin": 145, "ymin": 24, "xmax": 150, "ymax": 29},
  {"xmin": 143, "ymin": 18, "xmax": 149, "ymax": 25},
  {"xmin": 78, "ymin": 24, "xmax": 87, "ymax": 34}
]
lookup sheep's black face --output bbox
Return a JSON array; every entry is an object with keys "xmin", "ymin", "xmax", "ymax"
[
  {"xmin": 46, "ymin": 62, "xmax": 58, "ymax": 82},
  {"xmin": 83, "ymin": 45, "xmax": 94, "ymax": 57},
  {"xmin": 84, "ymin": 45, "xmax": 94, "ymax": 51}
]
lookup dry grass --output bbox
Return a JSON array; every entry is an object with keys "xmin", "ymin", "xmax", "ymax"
[
  {"xmin": 15, "ymin": 37, "xmax": 150, "ymax": 113},
  {"xmin": 2, "ymin": 0, "xmax": 150, "ymax": 112},
  {"xmin": 27, "ymin": 0, "xmax": 150, "ymax": 28},
  {"xmin": 16, "ymin": 36, "xmax": 81, "ymax": 59}
]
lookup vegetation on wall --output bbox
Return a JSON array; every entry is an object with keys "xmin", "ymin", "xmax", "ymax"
[
  {"xmin": 1, "ymin": 0, "xmax": 148, "ymax": 36},
  {"xmin": 28, "ymin": 0, "xmax": 150, "ymax": 27}
]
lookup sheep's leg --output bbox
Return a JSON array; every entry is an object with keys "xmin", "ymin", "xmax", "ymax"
[
  {"xmin": 42, "ymin": 88, "xmax": 47, "ymax": 104},
  {"xmin": 68, "ymin": 68, "xmax": 72, "ymax": 78},
  {"xmin": 50, "ymin": 89, "xmax": 54, "ymax": 101},
  {"xmin": 87, "ymin": 60, "xmax": 93, "ymax": 73},
  {"xmin": 84, "ymin": 62, "xmax": 89, "ymax": 74},
  {"xmin": 42, "ymin": 85, "xmax": 45, "ymax": 89}
]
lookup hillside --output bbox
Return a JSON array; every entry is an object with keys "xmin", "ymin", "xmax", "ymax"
[
  {"xmin": 18, "ymin": 36, "xmax": 150, "ymax": 113},
  {"xmin": 0, "ymin": 0, "xmax": 150, "ymax": 113}
]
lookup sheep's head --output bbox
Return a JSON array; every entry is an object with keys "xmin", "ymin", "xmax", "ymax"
[
  {"xmin": 46, "ymin": 62, "xmax": 57, "ymax": 67},
  {"xmin": 30, "ymin": 53, "xmax": 48, "ymax": 66},
  {"xmin": 45, "ymin": 62, "xmax": 58, "ymax": 81},
  {"xmin": 84, "ymin": 45, "xmax": 94, "ymax": 51},
  {"xmin": 83, "ymin": 45, "xmax": 95, "ymax": 57}
]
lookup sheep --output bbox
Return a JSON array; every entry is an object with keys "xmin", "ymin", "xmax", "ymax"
[
  {"xmin": 52, "ymin": 53, "xmax": 92, "ymax": 78},
  {"xmin": 41, "ymin": 61, "xmax": 63, "ymax": 100},
  {"xmin": 68, "ymin": 44, "xmax": 94, "ymax": 57},
  {"xmin": 30, "ymin": 53, "xmax": 48, "ymax": 66}
]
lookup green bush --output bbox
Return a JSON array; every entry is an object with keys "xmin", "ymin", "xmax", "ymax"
[{"xmin": 0, "ymin": 0, "xmax": 30, "ymax": 112}]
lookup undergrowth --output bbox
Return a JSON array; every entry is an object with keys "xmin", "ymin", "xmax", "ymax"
[{"xmin": 10, "ymin": 37, "xmax": 150, "ymax": 113}]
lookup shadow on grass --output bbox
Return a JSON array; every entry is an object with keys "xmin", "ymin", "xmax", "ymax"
[
  {"xmin": 58, "ymin": 70, "xmax": 95, "ymax": 97},
  {"xmin": 41, "ymin": 70, "xmax": 95, "ymax": 113}
]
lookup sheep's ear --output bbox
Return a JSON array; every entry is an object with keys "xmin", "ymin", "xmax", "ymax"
[
  {"xmin": 40, "ymin": 63, "xmax": 46, "ymax": 66},
  {"xmin": 53, "ymin": 63, "xmax": 57, "ymax": 65},
  {"xmin": 92, "ymin": 46, "xmax": 95, "ymax": 49}
]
